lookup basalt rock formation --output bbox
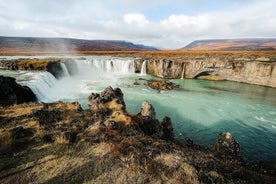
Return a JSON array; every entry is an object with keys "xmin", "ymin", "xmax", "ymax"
[
  {"xmin": 135, "ymin": 53, "xmax": 276, "ymax": 88},
  {"xmin": 0, "ymin": 76, "xmax": 36, "ymax": 106},
  {"xmin": 0, "ymin": 87, "xmax": 275, "ymax": 183}
]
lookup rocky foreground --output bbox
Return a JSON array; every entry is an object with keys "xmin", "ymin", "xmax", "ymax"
[{"xmin": 0, "ymin": 78, "xmax": 275, "ymax": 183}]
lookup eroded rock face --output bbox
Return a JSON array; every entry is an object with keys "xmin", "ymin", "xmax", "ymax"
[
  {"xmin": 134, "ymin": 54, "xmax": 276, "ymax": 88},
  {"xmin": 212, "ymin": 132, "xmax": 241, "ymax": 161},
  {"xmin": 145, "ymin": 59, "xmax": 184, "ymax": 78},
  {"xmin": 0, "ymin": 76, "xmax": 36, "ymax": 106}
]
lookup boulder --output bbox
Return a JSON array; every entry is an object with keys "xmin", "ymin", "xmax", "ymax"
[
  {"xmin": 88, "ymin": 86, "xmax": 126, "ymax": 112},
  {"xmin": 0, "ymin": 76, "xmax": 36, "ymax": 106},
  {"xmin": 212, "ymin": 132, "xmax": 241, "ymax": 161},
  {"xmin": 140, "ymin": 101, "xmax": 156, "ymax": 119},
  {"xmin": 148, "ymin": 80, "xmax": 176, "ymax": 91}
]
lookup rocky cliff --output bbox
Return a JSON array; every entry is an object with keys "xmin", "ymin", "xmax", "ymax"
[
  {"xmin": 1, "ymin": 51, "xmax": 276, "ymax": 88},
  {"xmin": 135, "ymin": 53, "xmax": 276, "ymax": 88}
]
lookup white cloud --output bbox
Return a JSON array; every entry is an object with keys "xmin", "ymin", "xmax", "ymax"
[
  {"xmin": 0, "ymin": 0, "xmax": 275, "ymax": 49},
  {"xmin": 123, "ymin": 13, "xmax": 149, "ymax": 26}
]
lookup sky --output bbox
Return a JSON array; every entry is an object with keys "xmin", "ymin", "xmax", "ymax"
[{"xmin": 0, "ymin": 0, "xmax": 275, "ymax": 49}]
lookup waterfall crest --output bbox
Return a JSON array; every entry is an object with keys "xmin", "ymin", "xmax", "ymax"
[{"xmin": 76, "ymin": 58, "xmax": 135, "ymax": 74}]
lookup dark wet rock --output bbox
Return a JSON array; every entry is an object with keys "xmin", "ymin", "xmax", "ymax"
[
  {"xmin": 133, "ymin": 81, "xmax": 140, "ymax": 85},
  {"xmin": 46, "ymin": 62, "xmax": 64, "ymax": 79},
  {"xmin": 0, "ymin": 76, "xmax": 36, "ymax": 106},
  {"xmin": 212, "ymin": 132, "xmax": 241, "ymax": 161},
  {"xmin": 161, "ymin": 116, "xmax": 174, "ymax": 140},
  {"xmin": 133, "ymin": 101, "xmax": 163, "ymax": 137}
]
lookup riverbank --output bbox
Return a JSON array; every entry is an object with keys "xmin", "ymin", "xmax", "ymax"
[{"xmin": 1, "ymin": 84, "xmax": 275, "ymax": 183}]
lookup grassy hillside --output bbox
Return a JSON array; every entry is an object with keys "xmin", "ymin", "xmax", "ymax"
[
  {"xmin": 182, "ymin": 39, "xmax": 276, "ymax": 50},
  {"xmin": 0, "ymin": 36, "xmax": 157, "ymax": 53}
]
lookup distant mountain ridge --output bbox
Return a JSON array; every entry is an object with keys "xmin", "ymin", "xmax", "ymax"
[
  {"xmin": 0, "ymin": 36, "xmax": 157, "ymax": 52},
  {"xmin": 182, "ymin": 39, "xmax": 276, "ymax": 50}
]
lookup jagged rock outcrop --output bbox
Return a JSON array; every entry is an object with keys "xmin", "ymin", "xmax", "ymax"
[
  {"xmin": 0, "ymin": 76, "xmax": 36, "ymax": 106},
  {"xmin": 212, "ymin": 132, "xmax": 241, "ymax": 161},
  {"xmin": 88, "ymin": 86, "xmax": 126, "ymax": 112},
  {"xmin": 88, "ymin": 86, "xmax": 131, "ymax": 130},
  {"xmin": 134, "ymin": 54, "xmax": 276, "ymax": 87},
  {"xmin": 140, "ymin": 101, "xmax": 156, "ymax": 119}
]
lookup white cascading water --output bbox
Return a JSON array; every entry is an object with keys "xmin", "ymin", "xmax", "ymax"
[
  {"xmin": 78, "ymin": 58, "xmax": 135, "ymax": 74},
  {"xmin": 18, "ymin": 57, "xmax": 136, "ymax": 102},
  {"xmin": 181, "ymin": 67, "xmax": 185, "ymax": 79},
  {"xmin": 19, "ymin": 71, "xmax": 57, "ymax": 101},
  {"xmin": 60, "ymin": 62, "xmax": 70, "ymax": 77},
  {"xmin": 140, "ymin": 61, "xmax": 147, "ymax": 75}
]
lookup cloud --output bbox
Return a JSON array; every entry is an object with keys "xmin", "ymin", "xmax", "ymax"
[
  {"xmin": 0, "ymin": 0, "xmax": 275, "ymax": 49},
  {"xmin": 123, "ymin": 13, "xmax": 149, "ymax": 26}
]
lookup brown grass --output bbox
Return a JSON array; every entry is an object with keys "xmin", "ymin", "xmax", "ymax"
[
  {"xmin": 1, "ymin": 50, "xmax": 276, "ymax": 58},
  {"xmin": 0, "ymin": 130, "xmax": 12, "ymax": 151},
  {"xmin": 1, "ymin": 104, "xmax": 43, "ymax": 119},
  {"xmin": 17, "ymin": 58, "xmax": 59, "ymax": 70}
]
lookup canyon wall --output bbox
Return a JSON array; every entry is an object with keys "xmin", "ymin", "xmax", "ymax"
[
  {"xmin": 135, "ymin": 55, "xmax": 276, "ymax": 88},
  {"xmin": 1, "ymin": 54, "xmax": 275, "ymax": 88}
]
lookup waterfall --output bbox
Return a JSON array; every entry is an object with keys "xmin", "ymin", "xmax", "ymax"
[
  {"xmin": 140, "ymin": 61, "xmax": 147, "ymax": 75},
  {"xmin": 181, "ymin": 65, "xmax": 185, "ymax": 79},
  {"xmin": 20, "ymin": 72, "xmax": 58, "ymax": 102},
  {"xmin": 75, "ymin": 58, "xmax": 135, "ymax": 74},
  {"xmin": 3, "ymin": 56, "xmax": 136, "ymax": 103},
  {"xmin": 60, "ymin": 63, "xmax": 70, "ymax": 77}
]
